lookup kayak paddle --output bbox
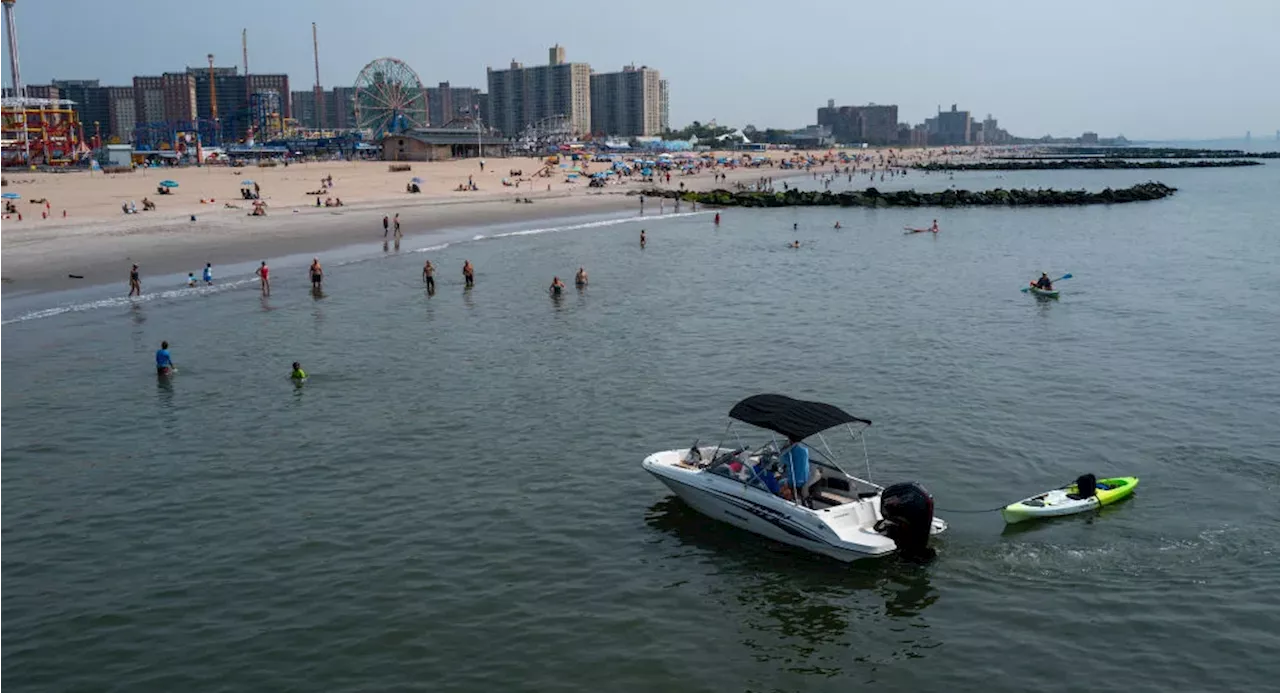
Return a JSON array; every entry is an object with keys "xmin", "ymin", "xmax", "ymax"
[{"xmin": 1022, "ymin": 273, "xmax": 1072, "ymax": 292}]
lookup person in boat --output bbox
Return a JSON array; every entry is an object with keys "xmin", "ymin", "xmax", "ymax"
[
  {"xmin": 550, "ymin": 276, "xmax": 565, "ymax": 295},
  {"xmin": 778, "ymin": 436, "xmax": 813, "ymax": 504},
  {"xmin": 575, "ymin": 267, "xmax": 588, "ymax": 287},
  {"xmin": 155, "ymin": 341, "xmax": 175, "ymax": 375},
  {"xmin": 291, "ymin": 361, "xmax": 307, "ymax": 381},
  {"xmin": 1035, "ymin": 272, "xmax": 1053, "ymax": 290}
]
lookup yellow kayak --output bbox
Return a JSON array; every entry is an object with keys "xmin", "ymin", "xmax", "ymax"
[{"xmin": 1001, "ymin": 476, "xmax": 1139, "ymax": 524}]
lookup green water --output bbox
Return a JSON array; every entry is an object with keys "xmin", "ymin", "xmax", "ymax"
[{"xmin": 4, "ymin": 166, "xmax": 1279, "ymax": 691}]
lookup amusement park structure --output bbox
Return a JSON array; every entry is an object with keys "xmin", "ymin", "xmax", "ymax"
[
  {"xmin": 354, "ymin": 57, "xmax": 427, "ymax": 138},
  {"xmin": 2, "ymin": 0, "xmax": 85, "ymax": 167}
]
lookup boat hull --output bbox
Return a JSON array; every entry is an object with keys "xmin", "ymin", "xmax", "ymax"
[{"xmin": 649, "ymin": 469, "xmax": 887, "ymax": 562}]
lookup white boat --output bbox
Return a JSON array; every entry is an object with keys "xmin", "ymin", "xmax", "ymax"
[{"xmin": 643, "ymin": 394, "xmax": 947, "ymax": 562}]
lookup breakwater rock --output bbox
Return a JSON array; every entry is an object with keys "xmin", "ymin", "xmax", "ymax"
[
  {"xmin": 915, "ymin": 159, "xmax": 1262, "ymax": 171},
  {"xmin": 642, "ymin": 182, "xmax": 1177, "ymax": 208},
  {"xmin": 1033, "ymin": 147, "xmax": 1280, "ymax": 159}
]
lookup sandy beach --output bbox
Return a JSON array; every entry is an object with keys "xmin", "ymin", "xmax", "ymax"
[{"xmin": 1, "ymin": 147, "xmax": 977, "ymax": 293}]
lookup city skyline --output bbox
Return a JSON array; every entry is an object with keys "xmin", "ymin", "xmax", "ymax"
[{"xmin": 3, "ymin": 0, "xmax": 1277, "ymax": 140}]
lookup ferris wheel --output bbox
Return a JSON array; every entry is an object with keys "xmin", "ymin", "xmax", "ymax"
[{"xmin": 353, "ymin": 57, "xmax": 427, "ymax": 136}]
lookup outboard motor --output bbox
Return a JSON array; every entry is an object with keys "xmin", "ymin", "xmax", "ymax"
[
  {"xmin": 877, "ymin": 482, "xmax": 936, "ymax": 562},
  {"xmin": 1071, "ymin": 473, "xmax": 1097, "ymax": 500}
]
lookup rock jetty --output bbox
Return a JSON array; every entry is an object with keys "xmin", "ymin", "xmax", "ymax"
[
  {"xmin": 915, "ymin": 160, "xmax": 1261, "ymax": 171},
  {"xmin": 642, "ymin": 182, "xmax": 1177, "ymax": 208}
]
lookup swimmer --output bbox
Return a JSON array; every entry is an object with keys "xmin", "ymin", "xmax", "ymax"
[
  {"xmin": 423, "ymin": 260, "xmax": 435, "ymax": 291},
  {"xmin": 202, "ymin": 262, "xmax": 213, "ymax": 285},
  {"xmin": 930, "ymin": 219, "xmax": 940, "ymax": 233},
  {"xmin": 833, "ymin": 222, "xmax": 842, "ymax": 229},
  {"xmin": 550, "ymin": 276, "xmax": 565, "ymax": 295},
  {"xmin": 575, "ymin": 266, "xmax": 588, "ymax": 287},
  {"xmin": 309, "ymin": 258, "xmax": 323, "ymax": 289},
  {"xmin": 640, "ymin": 230, "xmax": 646, "ymax": 248},
  {"xmin": 187, "ymin": 272, "xmax": 197, "ymax": 287},
  {"xmin": 155, "ymin": 340, "xmax": 175, "ymax": 375},
  {"xmin": 793, "ymin": 223, "xmax": 798, "ymax": 231},
  {"xmin": 255, "ymin": 261, "xmax": 270, "ymax": 296},
  {"xmin": 789, "ymin": 240, "xmax": 801, "ymax": 248},
  {"xmin": 291, "ymin": 361, "xmax": 307, "ymax": 380},
  {"xmin": 463, "ymin": 260, "xmax": 475, "ymax": 288}
]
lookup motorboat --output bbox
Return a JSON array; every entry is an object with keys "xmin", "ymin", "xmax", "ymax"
[{"xmin": 642, "ymin": 394, "xmax": 947, "ymax": 562}]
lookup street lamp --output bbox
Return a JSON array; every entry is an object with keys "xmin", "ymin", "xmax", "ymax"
[{"xmin": 93, "ymin": 120, "xmax": 100, "ymax": 150}]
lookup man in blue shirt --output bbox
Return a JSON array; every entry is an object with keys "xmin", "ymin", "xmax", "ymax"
[
  {"xmin": 779, "ymin": 436, "xmax": 811, "ymax": 503},
  {"xmin": 155, "ymin": 341, "xmax": 175, "ymax": 375}
]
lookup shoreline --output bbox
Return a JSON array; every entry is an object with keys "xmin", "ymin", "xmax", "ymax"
[
  {"xmin": 0, "ymin": 147, "xmax": 963, "ymax": 295},
  {"xmin": 2, "ymin": 193, "xmax": 639, "ymax": 294}
]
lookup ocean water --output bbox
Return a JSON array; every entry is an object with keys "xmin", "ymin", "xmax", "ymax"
[{"xmin": 4, "ymin": 164, "xmax": 1279, "ymax": 692}]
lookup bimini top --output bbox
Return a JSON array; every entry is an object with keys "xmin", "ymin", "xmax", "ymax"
[{"xmin": 728, "ymin": 394, "xmax": 871, "ymax": 441}]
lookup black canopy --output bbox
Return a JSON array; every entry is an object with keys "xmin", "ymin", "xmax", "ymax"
[{"xmin": 728, "ymin": 394, "xmax": 871, "ymax": 441}]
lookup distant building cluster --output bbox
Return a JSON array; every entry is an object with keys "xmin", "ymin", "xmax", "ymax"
[
  {"xmin": 9, "ymin": 67, "xmax": 290, "ymax": 144},
  {"xmin": 486, "ymin": 45, "xmax": 669, "ymax": 139},
  {"xmin": 814, "ymin": 100, "xmax": 1013, "ymax": 147}
]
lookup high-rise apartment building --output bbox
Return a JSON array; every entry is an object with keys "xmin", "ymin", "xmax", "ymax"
[
  {"xmin": 486, "ymin": 45, "xmax": 591, "ymax": 136},
  {"xmin": 817, "ymin": 101, "xmax": 899, "ymax": 145},
  {"xmin": 926, "ymin": 104, "xmax": 972, "ymax": 145},
  {"xmin": 427, "ymin": 82, "xmax": 484, "ymax": 127},
  {"xmin": 328, "ymin": 86, "xmax": 356, "ymax": 129},
  {"xmin": 186, "ymin": 67, "xmax": 289, "ymax": 139},
  {"xmin": 51, "ymin": 79, "xmax": 110, "ymax": 138},
  {"xmin": 658, "ymin": 80, "xmax": 669, "ymax": 133},
  {"xmin": 132, "ymin": 73, "xmax": 197, "ymax": 124},
  {"xmin": 106, "ymin": 86, "xmax": 136, "ymax": 141},
  {"xmin": 589, "ymin": 65, "xmax": 664, "ymax": 137},
  {"xmin": 291, "ymin": 87, "xmax": 356, "ymax": 130}
]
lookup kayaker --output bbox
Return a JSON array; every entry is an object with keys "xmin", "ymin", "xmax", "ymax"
[{"xmin": 1035, "ymin": 272, "xmax": 1054, "ymax": 290}]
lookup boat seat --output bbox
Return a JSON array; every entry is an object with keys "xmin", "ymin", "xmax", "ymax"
[{"xmin": 814, "ymin": 490, "xmax": 851, "ymax": 506}]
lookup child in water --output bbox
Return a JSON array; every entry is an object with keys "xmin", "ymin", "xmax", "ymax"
[
  {"xmin": 291, "ymin": 362, "xmax": 307, "ymax": 380},
  {"xmin": 187, "ymin": 272, "xmax": 197, "ymax": 287}
]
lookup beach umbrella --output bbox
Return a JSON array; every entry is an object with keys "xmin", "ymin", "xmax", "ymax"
[
  {"xmin": 410, "ymin": 177, "xmax": 424, "ymax": 184},
  {"xmin": 1, "ymin": 192, "xmax": 20, "ymax": 200},
  {"xmin": 240, "ymin": 179, "xmax": 255, "ymax": 185},
  {"xmin": 159, "ymin": 180, "xmax": 179, "ymax": 188}
]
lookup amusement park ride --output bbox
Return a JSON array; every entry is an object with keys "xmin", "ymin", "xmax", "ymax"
[
  {"xmin": 2, "ymin": 0, "xmax": 84, "ymax": 167},
  {"xmin": 354, "ymin": 57, "xmax": 427, "ymax": 137}
]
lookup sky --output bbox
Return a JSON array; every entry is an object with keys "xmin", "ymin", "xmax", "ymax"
[{"xmin": 2, "ymin": 0, "xmax": 1277, "ymax": 140}]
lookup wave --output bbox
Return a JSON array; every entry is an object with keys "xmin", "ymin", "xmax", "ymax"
[
  {"xmin": 2, "ymin": 277, "xmax": 260, "ymax": 325},
  {"xmin": 2, "ymin": 211, "xmax": 707, "ymax": 325}
]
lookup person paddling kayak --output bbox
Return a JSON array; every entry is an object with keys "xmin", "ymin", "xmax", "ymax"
[{"xmin": 1033, "ymin": 272, "xmax": 1054, "ymax": 291}]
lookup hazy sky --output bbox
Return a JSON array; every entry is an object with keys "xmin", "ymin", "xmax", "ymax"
[{"xmin": 3, "ymin": 0, "xmax": 1277, "ymax": 139}]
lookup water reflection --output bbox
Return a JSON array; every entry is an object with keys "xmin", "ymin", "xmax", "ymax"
[{"xmin": 645, "ymin": 496, "xmax": 941, "ymax": 666}]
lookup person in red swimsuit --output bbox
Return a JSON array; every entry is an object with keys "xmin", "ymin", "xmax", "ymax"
[{"xmin": 256, "ymin": 261, "xmax": 271, "ymax": 296}]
